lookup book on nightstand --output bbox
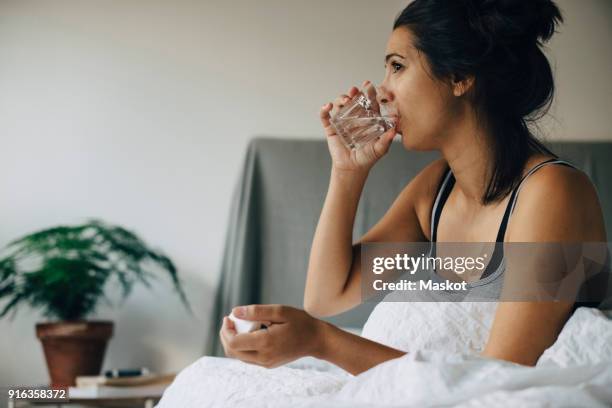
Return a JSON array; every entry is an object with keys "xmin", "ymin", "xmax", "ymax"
[
  {"xmin": 75, "ymin": 372, "xmax": 176, "ymax": 388},
  {"xmin": 68, "ymin": 372, "xmax": 175, "ymax": 400}
]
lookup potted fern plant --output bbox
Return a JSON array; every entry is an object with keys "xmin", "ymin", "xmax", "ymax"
[{"xmin": 0, "ymin": 219, "xmax": 190, "ymax": 387}]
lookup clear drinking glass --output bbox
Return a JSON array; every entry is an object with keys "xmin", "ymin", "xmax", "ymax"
[{"xmin": 330, "ymin": 83, "xmax": 396, "ymax": 149}]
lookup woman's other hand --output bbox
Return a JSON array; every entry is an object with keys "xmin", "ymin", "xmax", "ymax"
[
  {"xmin": 219, "ymin": 304, "xmax": 328, "ymax": 368},
  {"xmin": 320, "ymin": 80, "xmax": 397, "ymax": 175}
]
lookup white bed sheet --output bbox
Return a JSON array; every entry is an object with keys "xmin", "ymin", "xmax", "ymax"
[{"xmin": 157, "ymin": 307, "xmax": 612, "ymax": 408}]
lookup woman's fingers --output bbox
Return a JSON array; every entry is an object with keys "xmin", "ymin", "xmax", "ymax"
[
  {"xmin": 333, "ymin": 94, "xmax": 351, "ymax": 107},
  {"xmin": 319, "ymin": 103, "xmax": 333, "ymax": 128},
  {"xmin": 320, "ymin": 104, "xmax": 341, "ymax": 139},
  {"xmin": 220, "ymin": 317, "xmax": 257, "ymax": 355},
  {"xmin": 220, "ymin": 316, "xmax": 271, "ymax": 367},
  {"xmin": 232, "ymin": 304, "xmax": 291, "ymax": 323},
  {"xmin": 223, "ymin": 335, "xmax": 260, "ymax": 363},
  {"xmin": 219, "ymin": 318, "xmax": 234, "ymax": 356},
  {"xmin": 219, "ymin": 317, "xmax": 236, "ymax": 352},
  {"xmin": 320, "ymin": 83, "xmax": 363, "ymax": 141},
  {"xmin": 228, "ymin": 329, "xmax": 270, "ymax": 351},
  {"xmin": 373, "ymin": 128, "xmax": 397, "ymax": 157},
  {"xmin": 221, "ymin": 315, "xmax": 273, "ymax": 351},
  {"xmin": 329, "ymin": 86, "xmax": 359, "ymax": 118},
  {"xmin": 222, "ymin": 316, "xmax": 236, "ymax": 334},
  {"xmin": 330, "ymin": 95, "xmax": 350, "ymax": 118},
  {"xmin": 363, "ymin": 82, "xmax": 380, "ymax": 114},
  {"xmin": 226, "ymin": 316, "xmax": 236, "ymax": 331}
]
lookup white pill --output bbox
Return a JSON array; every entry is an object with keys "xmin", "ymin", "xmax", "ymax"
[{"xmin": 228, "ymin": 311, "xmax": 265, "ymax": 334}]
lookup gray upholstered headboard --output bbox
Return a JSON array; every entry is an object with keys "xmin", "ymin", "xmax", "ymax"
[{"xmin": 207, "ymin": 137, "xmax": 612, "ymax": 356}]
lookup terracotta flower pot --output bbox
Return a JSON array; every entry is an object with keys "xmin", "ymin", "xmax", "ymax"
[{"xmin": 36, "ymin": 321, "xmax": 114, "ymax": 388}]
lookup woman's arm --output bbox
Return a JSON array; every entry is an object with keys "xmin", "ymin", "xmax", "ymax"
[
  {"xmin": 303, "ymin": 168, "xmax": 369, "ymax": 316},
  {"xmin": 304, "ymin": 86, "xmax": 406, "ymax": 316},
  {"xmin": 314, "ymin": 320, "xmax": 406, "ymax": 375},
  {"xmin": 220, "ymin": 304, "xmax": 406, "ymax": 376},
  {"xmin": 481, "ymin": 165, "xmax": 607, "ymax": 365},
  {"xmin": 304, "ymin": 158, "xmax": 443, "ymax": 317}
]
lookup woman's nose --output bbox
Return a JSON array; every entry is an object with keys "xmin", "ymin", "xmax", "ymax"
[{"xmin": 377, "ymin": 85, "xmax": 393, "ymax": 105}]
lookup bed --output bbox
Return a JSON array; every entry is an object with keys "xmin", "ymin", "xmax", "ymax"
[
  {"xmin": 158, "ymin": 306, "xmax": 612, "ymax": 407},
  {"xmin": 163, "ymin": 138, "xmax": 612, "ymax": 407}
]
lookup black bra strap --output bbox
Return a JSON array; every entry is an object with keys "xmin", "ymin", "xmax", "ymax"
[
  {"xmin": 497, "ymin": 158, "xmax": 578, "ymax": 243},
  {"xmin": 482, "ymin": 158, "xmax": 578, "ymax": 278},
  {"xmin": 493, "ymin": 159, "xmax": 557, "ymax": 243},
  {"xmin": 431, "ymin": 166, "xmax": 453, "ymax": 243}
]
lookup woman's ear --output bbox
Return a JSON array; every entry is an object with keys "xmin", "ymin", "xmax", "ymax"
[{"xmin": 452, "ymin": 74, "xmax": 475, "ymax": 97}]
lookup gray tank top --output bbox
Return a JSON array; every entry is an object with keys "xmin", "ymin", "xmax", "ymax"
[{"xmin": 425, "ymin": 158, "xmax": 590, "ymax": 303}]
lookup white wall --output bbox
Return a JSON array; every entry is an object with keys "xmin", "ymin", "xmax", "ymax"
[{"xmin": 0, "ymin": 0, "xmax": 610, "ymax": 386}]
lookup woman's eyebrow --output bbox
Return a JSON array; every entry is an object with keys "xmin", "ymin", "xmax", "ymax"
[{"xmin": 385, "ymin": 53, "xmax": 406, "ymax": 63}]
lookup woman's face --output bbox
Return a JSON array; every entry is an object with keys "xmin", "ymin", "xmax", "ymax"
[{"xmin": 379, "ymin": 27, "xmax": 462, "ymax": 151}]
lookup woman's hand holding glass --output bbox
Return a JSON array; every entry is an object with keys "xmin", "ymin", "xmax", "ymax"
[{"xmin": 320, "ymin": 81, "xmax": 397, "ymax": 174}]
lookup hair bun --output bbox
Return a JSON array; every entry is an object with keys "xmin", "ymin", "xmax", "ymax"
[{"xmin": 468, "ymin": 0, "xmax": 563, "ymax": 47}]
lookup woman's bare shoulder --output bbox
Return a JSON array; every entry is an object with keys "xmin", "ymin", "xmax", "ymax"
[{"xmin": 507, "ymin": 159, "xmax": 607, "ymax": 242}]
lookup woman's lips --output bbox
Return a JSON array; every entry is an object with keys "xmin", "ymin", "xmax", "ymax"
[{"xmin": 380, "ymin": 104, "xmax": 399, "ymax": 129}]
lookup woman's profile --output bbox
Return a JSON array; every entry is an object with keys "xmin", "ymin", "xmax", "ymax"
[{"xmin": 217, "ymin": 0, "xmax": 608, "ymax": 374}]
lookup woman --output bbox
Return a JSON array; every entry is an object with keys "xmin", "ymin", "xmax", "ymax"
[{"xmin": 219, "ymin": 0, "xmax": 607, "ymax": 375}]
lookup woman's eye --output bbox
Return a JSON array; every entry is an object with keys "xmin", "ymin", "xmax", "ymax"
[{"xmin": 391, "ymin": 62, "xmax": 404, "ymax": 73}]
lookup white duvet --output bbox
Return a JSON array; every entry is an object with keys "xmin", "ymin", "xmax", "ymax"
[{"xmin": 157, "ymin": 306, "xmax": 612, "ymax": 408}]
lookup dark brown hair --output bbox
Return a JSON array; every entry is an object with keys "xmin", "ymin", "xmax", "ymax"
[{"xmin": 394, "ymin": 0, "xmax": 564, "ymax": 204}]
